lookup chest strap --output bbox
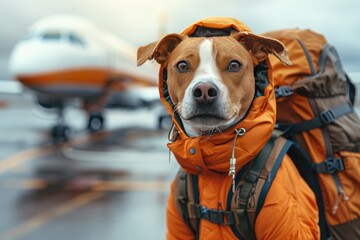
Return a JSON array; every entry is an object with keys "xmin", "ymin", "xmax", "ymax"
[
  {"xmin": 277, "ymin": 103, "xmax": 353, "ymax": 138},
  {"xmin": 174, "ymin": 136, "xmax": 292, "ymax": 239}
]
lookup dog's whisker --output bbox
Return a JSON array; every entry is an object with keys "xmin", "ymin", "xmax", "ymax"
[
  {"xmin": 215, "ymin": 127, "xmax": 225, "ymax": 136},
  {"xmin": 199, "ymin": 127, "xmax": 223, "ymax": 142}
]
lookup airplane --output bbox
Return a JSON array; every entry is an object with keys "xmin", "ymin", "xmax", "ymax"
[{"xmin": 9, "ymin": 15, "xmax": 162, "ymax": 143}]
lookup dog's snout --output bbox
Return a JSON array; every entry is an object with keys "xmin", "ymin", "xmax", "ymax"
[{"xmin": 192, "ymin": 82, "xmax": 219, "ymax": 103}]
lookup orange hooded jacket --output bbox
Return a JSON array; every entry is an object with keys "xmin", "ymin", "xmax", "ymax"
[{"xmin": 159, "ymin": 17, "xmax": 320, "ymax": 239}]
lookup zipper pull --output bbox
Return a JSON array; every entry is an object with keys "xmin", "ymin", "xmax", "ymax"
[
  {"xmin": 332, "ymin": 185, "xmax": 349, "ymax": 214},
  {"xmin": 332, "ymin": 193, "xmax": 340, "ymax": 215},
  {"xmin": 340, "ymin": 189, "xmax": 349, "ymax": 202}
]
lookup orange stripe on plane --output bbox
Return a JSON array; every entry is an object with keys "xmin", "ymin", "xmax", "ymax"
[{"xmin": 15, "ymin": 68, "xmax": 157, "ymax": 91}]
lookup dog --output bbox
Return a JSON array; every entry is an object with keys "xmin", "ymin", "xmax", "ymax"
[
  {"xmin": 138, "ymin": 32, "xmax": 290, "ymax": 137},
  {"xmin": 137, "ymin": 19, "xmax": 320, "ymax": 240}
]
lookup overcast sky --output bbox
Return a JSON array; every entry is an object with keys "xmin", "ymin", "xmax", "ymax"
[{"xmin": 0, "ymin": 0, "xmax": 359, "ymax": 79}]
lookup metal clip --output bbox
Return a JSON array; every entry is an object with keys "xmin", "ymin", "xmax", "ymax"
[{"xmin": 229, "ymin": 128, "xmax": 246, "ymax": 193}]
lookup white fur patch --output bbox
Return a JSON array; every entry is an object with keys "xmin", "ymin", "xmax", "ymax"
[
  {"xmin": 181, "ymin": 39, "xmax": 227, "ymax": 115},
  {"xmin": 181, "ymin": 39, "xmax": 231, "ymax": 136},
  {"xmin": 192, "ymin": 39, "xmax": 223, "ymax": 88}
]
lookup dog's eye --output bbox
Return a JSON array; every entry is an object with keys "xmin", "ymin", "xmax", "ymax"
[
  {"xmin": 176, "ymin": 61, "xmax": 189, "ymax": 73},
  {"xmin": 227, "ymin": 60, "xmax": 242, "ymax": 72}
]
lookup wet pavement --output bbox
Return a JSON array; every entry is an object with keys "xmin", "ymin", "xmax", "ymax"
[{"xmin": 0, "ymin": 93, "xmax": 178, "ymax": 240}]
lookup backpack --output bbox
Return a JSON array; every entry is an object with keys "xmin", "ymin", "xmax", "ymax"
[
  {"xmin": 265, "ymin": 28, "xmax": 360, "ymax": 240},
  {"xmin": 174, "ymin": 29, "xmax": 360, "ymax": 240}
]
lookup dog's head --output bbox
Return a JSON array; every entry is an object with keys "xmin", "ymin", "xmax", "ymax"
[{"xmin": 138, "ymin": 32, "xmax": 290, "ymax": 137}]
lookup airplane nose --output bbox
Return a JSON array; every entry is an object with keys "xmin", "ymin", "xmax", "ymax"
[{"xmin": 192, "ymin": 82, "xmax": 219, "ymax": 103}]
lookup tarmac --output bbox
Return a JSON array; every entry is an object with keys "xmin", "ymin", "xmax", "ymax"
[
  {"xmin": 0, "ymin": 93, "xmax": 178, "ymax": 240},
  {"xmin": 0, "ymin": 87, "xmax": 359, "ymax": 240}
]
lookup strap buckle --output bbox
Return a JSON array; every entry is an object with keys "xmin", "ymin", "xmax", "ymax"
[
  {"xmin": 326, "ymin": 158, "xmax": 345, "ymax": 174},
  {"xmin": 316, "ymin": 157, "xmax": 345, "ymax": 174},
  {"xmin": 188, "ymin": 205, "xmax": 235, "ymax": 225},
  {"xmin": 201, "ymin": 206, "xmax": 223, "ymax": 224},
  {"xmin": 320, "ymin": 109, "xmax": 336, "ymax": 125},
  {"xmin": 275, "ymin": 86, "xmax": 293, "ymax": 98}
]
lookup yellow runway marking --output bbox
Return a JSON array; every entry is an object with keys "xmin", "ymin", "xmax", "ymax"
[
  {"xmin": 0, "ymin": 146, "xmax": 54, "ymax": 175},
  {"xmin": 0, "ymin": 130, "xmax": 165, "ymax": 239},
  {"xmin": 0, "ymin": 179, "xmax": 168, "ymax": 239},
  {"xmin": 0, "ymin": 130, "xmax": 108, "ymax": 176},
  {"xmin": 0, "ymin": 178, "xmax": 169, "ymax": 192},
  {"xmin": 2, "ymin": 190, "xmax": 105, "ymax": 240},
  {"xmin": 94, "ymin": 180, "xmax": 169, "ymax": 192},
  {"xmin": 0, "ymin": 179, "xmax": 48, "ymax": 189}
]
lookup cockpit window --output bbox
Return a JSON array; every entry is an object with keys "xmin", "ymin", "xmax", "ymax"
[
  {"xmin": 68, "ymin": 33, "xmax": 85, "ymax": 46},
  {"xmin": 42, "ymin": 32, "xmax": 62, "ymax": 40}
]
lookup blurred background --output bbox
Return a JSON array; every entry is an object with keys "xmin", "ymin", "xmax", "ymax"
[{"xmin": 0, "ymin": 0, "xmax": 359, "ymax": 239}]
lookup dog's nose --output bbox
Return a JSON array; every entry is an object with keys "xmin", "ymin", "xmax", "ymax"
[{"xmin": 192, "ymin": 82, "xmax": 219, "ymax": 103}]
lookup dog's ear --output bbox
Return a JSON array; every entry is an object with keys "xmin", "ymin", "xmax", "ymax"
[
  {"xmin": 233, "ymin": 32, "xmax": 291, "ymax": 66},
  {"xmin": 137, "ymin": 34, "xmax": 185, "ymax": 66}
]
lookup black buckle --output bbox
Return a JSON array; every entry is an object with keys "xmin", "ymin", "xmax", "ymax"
[
  {"xmin": 275, "ymin": 86, "xmax": 293, "ymax": 98},
  {"xmin": 199, "ymin": 206, "xmax": 235, "ymax": 225},
  {"xmin": 325, "ymin": 158, "xmax": 344, "ymax": 174},
  {"xmin": 320, "ymin": 109, "xmax": 336, "ymax": 125},
  {"xmin": 201, "ymin": 206, "xmax": 217, "ymax": 222},
  {"xmin": 317, "ymin": 157, "xmax": 345, "ymax": 174}
]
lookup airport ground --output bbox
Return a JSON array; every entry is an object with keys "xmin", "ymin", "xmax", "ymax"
[
  {"xmin": 0, "ymin": 93, "xmax": 179, "ymax": 240},
  {"xmin": 0, "ymin": 87, "xmax": 359, "ymax": 240}
]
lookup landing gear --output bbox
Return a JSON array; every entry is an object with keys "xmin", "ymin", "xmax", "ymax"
[
  {"xmin": 51, "ymin": 125, "xmax": 71, "ymax": 143},
  {"xmin": 51, "ymin": 107, "xmax": 72, "ymax": 144},
  {"xmin": 87, "ymin": 113, "xmax": 105, "ymax": 132}
]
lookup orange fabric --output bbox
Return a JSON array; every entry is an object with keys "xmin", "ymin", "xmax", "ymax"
[
  {"xmin": 267, "ymin": 29, "xmax": 360, "ymax": 226},
  {"xmin": 181, "ymin": 16, "xmax": 252, "ymax": 36},
  {"xmin": 160, "ymin": 17, "xmax": 320, "ymax": 239},
  {"xmin": 264, "ymin": 29, "xmax": 327, "ymax": 87},
  {"xmin": 167, "ymin": 156, "xmax": 320, "ymax": 240}
]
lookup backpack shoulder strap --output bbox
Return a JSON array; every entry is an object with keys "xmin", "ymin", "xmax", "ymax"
[
  {"xmin": 286, "ymin": 143, "xmax": 331, "ymax": 240},
  {"xmin": 232, "ymin": 136, "xmax": 293, "ymax": 239},
  {"xmin": 173, "ymin": 168, "xmax": 198, "ymax": 236}
]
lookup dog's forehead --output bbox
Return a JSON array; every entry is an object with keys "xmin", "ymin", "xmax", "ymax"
[
  {"xmin": 170, "ymin": 36, "xmax": 247, "ymax": 61},
  {"xmin": 211, "ymin": 36, "xmax": 248, "ymax": 55},
  {"xmin": 171, "ymin": 37, "xmax": 205, "ymax": 57}
]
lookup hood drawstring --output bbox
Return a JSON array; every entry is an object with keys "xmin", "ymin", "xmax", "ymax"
[{"xmin": 229, "ymin": 128, "xmax": 246, "ymax": 193}]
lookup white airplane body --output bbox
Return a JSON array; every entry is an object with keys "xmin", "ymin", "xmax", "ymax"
[{"xmin": 8, "ymin": 15, "xmax": 161, "ymax": 142}]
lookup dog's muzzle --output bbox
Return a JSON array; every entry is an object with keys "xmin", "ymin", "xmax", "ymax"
[{"xmin": 192, "ymin": 82, "xmax": 219, "ymax": 104}]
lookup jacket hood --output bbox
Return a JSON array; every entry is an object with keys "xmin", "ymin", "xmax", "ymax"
[{"xmin": 158, "ymin": 17, "xmax": 276, "ymax": 175}]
